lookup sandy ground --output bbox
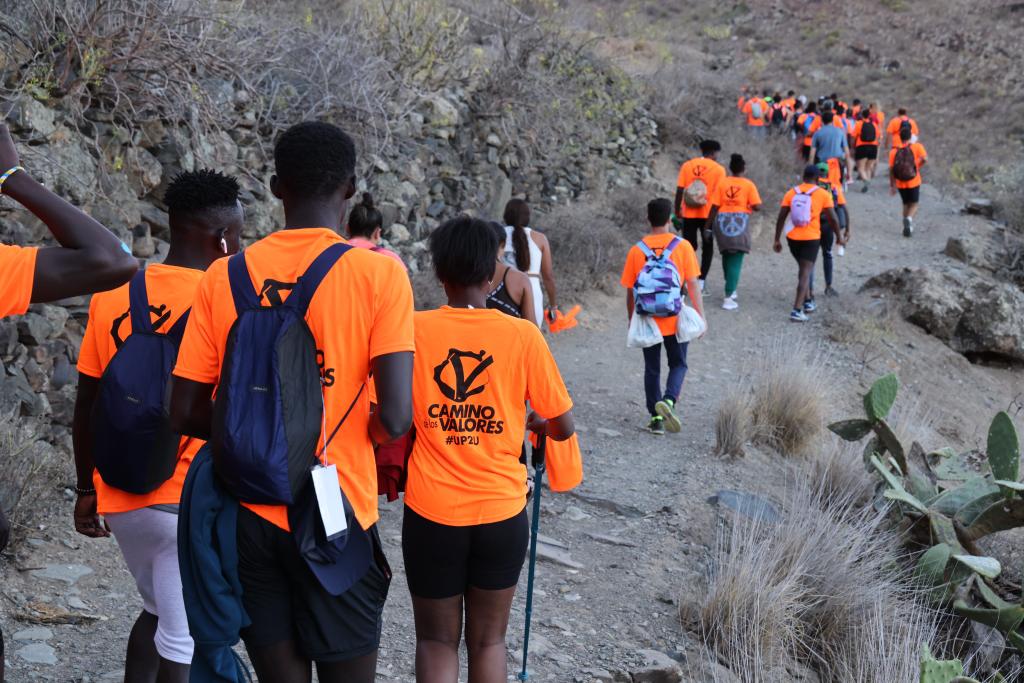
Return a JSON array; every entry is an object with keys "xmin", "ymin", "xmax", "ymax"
[{"xmin": 3, "ymin": 148, "xmax": 1022, "ymax": 682}]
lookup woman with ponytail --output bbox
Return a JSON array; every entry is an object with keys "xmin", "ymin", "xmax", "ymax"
[
  {"xmin": 704, "ymin": 154, "xmax": 762, "ymax": 310},
  {"xmin": 502, "ymin": 198, "xmax": 556, "ymax": 327},
  {"xmin": 346, "ymin": 192, "xmax": 406, "ymax": 270}
]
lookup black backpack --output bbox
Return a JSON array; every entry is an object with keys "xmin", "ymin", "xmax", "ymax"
[
  {"xmin": 92, "ymin": 271, "xmax": 191, "ymax": 494},
  {"xmin": 771, "ymin": 105, "xmax": 786, "ymax": 125},
  {"xmin": 859, "ymin": 121, "xmax": 877, "ymax": 143}
]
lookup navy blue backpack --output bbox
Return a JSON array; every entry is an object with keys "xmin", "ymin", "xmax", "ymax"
[
  {"xmin": 92, "ymin": 270, "xmax": 191, "ymax": 494},
  {"xmin": 212, "ymin": 243, "xmax": 351, "ymax": 505}
]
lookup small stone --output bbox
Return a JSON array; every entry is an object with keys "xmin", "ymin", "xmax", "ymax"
[
  {"xmin": 709, "ymin": 490, "xmax": 781, "ymax": 523},
  {"xmin": 537, "ymin": 543, "xmax": 584, "ymax": 570},
  {"xmin": 372, "ymin": 155, "xmax": 391, "ymax": 173},
  {"xmin": 426, "ymin": 201, "xmax": 446, "ymax": 218},
  {"xmin": 564, "ymin": 506, "xmax": 591, "ymax": 521},
  {"xmin": 16, "ymin": 642, "xmax": 58, "ymax": 665},
  {"xmin": 388, "ymin": 224, "xmax": 411, "ymax": 244},
  {"xmin": 13, "ymin": 627, "xmax": 53, "ymax": 641},
  {"xmin": 596, "ymin": 427, "xmax": 623, "ymax": 438},
  {"xmin": 66, "ymin": 596, "xmax": 89, "ymax": 610},
  {"xmin": 630, "ymin": 649, "xmax": 682, "ymax": 683},
  {"xmin": 586, "ymin": 532, "xmax": 637, "ymax": 548},
  {"xmin": 485, "ymin": 133, "xmax": 502, "ymax": 147},
  {"xmin": 964, "ymin": 197, "xmax": 994, "ymax": 217},
  {"xmin": 31, "ymin": 563, "xmax": 94, "ymax": 585}
]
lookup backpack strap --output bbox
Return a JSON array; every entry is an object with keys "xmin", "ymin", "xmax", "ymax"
[
  {"xmin": 127, "ymin": 270, "xmax": 154, "ymax": 334},
  {"xmin": 227, "ymin": 251, "xmax": 261, "ymax": 313},
  {"xmin": 165, "ymin": 308, "xmax": 192, "ymax": 345},
  {"xmin": 289, "ymin": 243, "xmax": 354, "ymax": 315},
  {"xmin": 661, "ymin": 237, "xmax": 682, "ymax": 258},
  {"xmin": 636, "ymin": 241, "xmax": 656, "ymax": 259}
]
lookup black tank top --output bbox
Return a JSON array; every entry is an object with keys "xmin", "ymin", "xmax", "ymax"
[{"xmin": 486, "ymin": 269, "xmax": 522, "ymax": 318}]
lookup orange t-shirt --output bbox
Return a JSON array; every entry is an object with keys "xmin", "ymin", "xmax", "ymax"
[
  {"xmin": 78, "ymin": 264, "xmax": 205, "ymax": 515},
  {"xmin": 798, "ymin": 113, "xmax": 821, "ymax": 145},
  {"xmin": 742, "ymin": 98, "xmax": 766, "ymax": 126},
  {"xmin": 737, "ymin": 95, "xmax": 747, "ymax": 111},
  {"xmin": 781, "ymin": 183, "xmax": 835, "ymax": 241},
  {"xmin": 886, "ymin": 116, "xmax": 919, "ymax": 143},
  {"xmin": 405, "ymin": 307, "xmax": 573, "ymax": 526},
  {"xmin": 173, "ymin": 228, "xmax": 415, "ymax": 531},
  {"xmin": 676, "ymin": 157, "xmax": 726, "ymax": 219},
  {"xmin": 889, "ymin": 142, "xmax": 928, "ymax": 189},
  {"xmin": 781, "ymin": 97, "xmax": 797, "ymax": 111},
  {"xmin": 710, "ymin": 176, "xmax": 762, "ymax": 214},
  {"xmin": 0, "ymin": 244, "xmax": 37, "ymax": 318},
  {"xmin": 853, "ymin": 120, "xmax": 880, "ymax": 147},
  {"xmin": 620, "ymin": 233, "xmax": 700, "ymax": 336}
]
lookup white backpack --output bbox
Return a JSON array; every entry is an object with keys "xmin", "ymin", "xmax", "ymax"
[
  {"xmin": 790, "ymin": 186, "xmax": 818, "ymax": 227},
  {"xmin": 750, "ymin": 100, "xmax": 763, "ymax": 119}
]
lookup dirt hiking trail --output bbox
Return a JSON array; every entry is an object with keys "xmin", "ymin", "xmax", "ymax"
[{"xmin": 2, "ymin": 149, "xmax": 1022, "ymax": 682}]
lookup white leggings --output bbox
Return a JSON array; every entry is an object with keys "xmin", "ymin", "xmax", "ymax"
[{"xmin": 105, "ymin": 507, "xmax": 194, "ymax": 664}]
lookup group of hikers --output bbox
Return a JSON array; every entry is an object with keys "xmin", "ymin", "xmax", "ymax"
[{"xmin": 0, "ymin": 121, "xmax": 579, "ymax": 683}]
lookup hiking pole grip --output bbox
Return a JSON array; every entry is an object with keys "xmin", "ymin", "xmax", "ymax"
[{"xmin": 519, "ymin": 433, "xmax": 546, "ymax": 681}]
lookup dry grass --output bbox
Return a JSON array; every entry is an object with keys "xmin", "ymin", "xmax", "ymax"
[
  {"xmin": 0, "ymin": 414, "xmax": 54, "ymax": 542},
  {"xmin": 714, "ymin": 390, "xmax": 753, "ymax": 457},
  {"xmin": 694, "ymin": 480, "xmax": 937, "ymax": 682},
  {"xmin": 748, "ymin": 348, "xmax": 828, "ymax": 457},
  {"xmin": 808, "ymin": 441, "xmax": 876, "ymax": 508}
]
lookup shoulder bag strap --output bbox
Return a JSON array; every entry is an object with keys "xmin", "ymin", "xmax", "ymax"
[{"xmin": 127, "ymin": 270, "xmax": 154, "ymax": 334}]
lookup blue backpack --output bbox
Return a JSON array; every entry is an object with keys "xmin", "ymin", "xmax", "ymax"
[
  {"xmin": 212, "ymin": 243, "xmax": 351, "ymax": 505},
  {"xmin": 92, "ymin": 270, "xmax": 191, "ymax": 494},
  {"xmin": 633, "ymin": 238, "xmax": 684, "ymax": 318}
]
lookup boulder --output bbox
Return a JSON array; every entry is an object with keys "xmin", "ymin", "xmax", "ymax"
[
  {"xmin": 5, "ymin": 96, "xmax": 57, "ymax": 138},
  {"xmin": 27, "ymin": 133, "xmax": 98, "ymax": 204},
  {"xmin": 629, "ymin": 649, "xmax": 682, "ymax": 683},
  {"xmin": 125, "ymin": 146, "xmax": 163, "ymax": 196},
  {"xmin": 964, "ymin": 197, "xmax": 995, "ymax": 217},
  {"xmin": 865, "ymin": 266, "xmax": 1024, "ymax": 363}
]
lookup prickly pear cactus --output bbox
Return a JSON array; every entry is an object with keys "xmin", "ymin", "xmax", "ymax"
[
  {"xmin": 864, "ymin": 373, "xmax": 898, "ymax": 423},
  {"xmin": 988, "ymin": 411, "xmax": 1021, "ymax": 497},
  {"xmin": 919, "ymin": 643, "xmax": 965, "ymax": 683}
]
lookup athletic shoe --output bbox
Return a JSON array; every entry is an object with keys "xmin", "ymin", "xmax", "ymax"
[
  {"xmin": 803, "ymin": 298, "xmax": 817, "ymax": 313},
  {"xmin": 824, "ymin": 286, "xmax": 838, "ymax": 297},
  {"xmin": 647, "ymin": 415, "xmax": 666, "ymax": 435},
  {"xmin": 655, "ymin": 398, "xmax": 682, "ymax": 433},
  {"xmin": 722, "ymin": 297, "xmax": 738, "ymax": 311},
  {"xmin": 699, "ymin": 279, "xmax": 706, "ymax": 293},
  {"xmin": 790, "ymin": 309, "xmax": 809, "ymax": 322},
  {"xmin": 902, "ymin": 217, "xmax": 913, "ymax": 238},
  {"xmin": 861, "ymin": 182, "xmax": 870, "ymax": 193}
]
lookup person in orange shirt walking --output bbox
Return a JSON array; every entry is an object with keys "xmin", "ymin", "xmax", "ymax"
[
  {"xmin": 170, "ymin": 121, "xmax": 414, "ymax": 683},
  {"xmin": 889, "ymin": 122, "xmax": 928, "ymax": 237},
  {"xmin": 886, "ymin": 108, "xmax": 920, "ymax": 149},
  {"xmin": 773, "ymin": 165, "xmax": 845, "ymax": 322},
  {"xmin": 704, "ymin": 154, "xmax": 762, "ymax": 310},
  {"xmin": 852, "ymin": 108, "xmax": 882, "ymax": 191},
  {"xmin": 622, "ymin": 198, "xmax": 706, "ymax": 434},
  {"xmin": 72, "ymin": 170, "xmax": 244, "ymax": 681},
  {"xmin": 403, "ymin": 216, "xmax": 576, "ymax": 683},
  {"xmin": 674, "ymin": 140, "xmax": 725, "ymax": 291},
  {"xmin": 0, "ymin": 123, "xmax": 137, "ymax": 683},
  {"xmin": 742, "ymin": 92, "xmax": 769, "ymax": 137}
]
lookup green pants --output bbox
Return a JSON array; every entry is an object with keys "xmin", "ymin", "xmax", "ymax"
[{"xmin": 722, "ymin": 251, "xmax": 745, "ymax": 297}]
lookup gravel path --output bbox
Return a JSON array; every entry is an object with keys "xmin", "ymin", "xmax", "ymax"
[{"xmin": 3, "ymin": 153, "xmax": 1022, "ymax": 682}]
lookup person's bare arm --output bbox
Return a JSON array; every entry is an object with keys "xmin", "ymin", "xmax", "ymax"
[
  {"xmin": 526, "ymin": 408, "xmax": 575, "ymax": 442},
  {"xmin": 369, "ymin": 351, "xmax": 413, "ymax": 446},
  {"xmin": 704, "ymin": 205, "xmax": 719, "ymax": 237},
  {"xmin": 751, "ymin": 203, "xmax": 763, "ymax": 213},
  {"xmin": 625, "ymin": 288, "xmax": 634, "ymax": 322},
  {"xmin": 0, "ymin": 125, "xmax": 137, "ymax": 302},
  {"xmin": 71, "ymin": 375, "xmax": 109, "ymax": 538},
  {"xmin": 685, "ymin": 276, "xmax": 705, "ymax": 323},
  {"xmin": 774, "ymin": 207, "xmax": 789, "ymax": 252},
  {"xmin": 825, "ymin": 208, "xmax": 844, "ymax": 246},
  {"xmin": 511, "ymin": 270, "xmax": 538, "ymax": 328},
  {"xmin": 536, "ymin": 231, "xmax": 558, "ymax": 312}
]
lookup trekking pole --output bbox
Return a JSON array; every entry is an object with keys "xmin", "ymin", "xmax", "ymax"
[{"xmin": 519, "ymin": 433, "xmax": 547, "ymax": 682}]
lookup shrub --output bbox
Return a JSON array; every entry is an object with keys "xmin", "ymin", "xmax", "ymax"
[
  {"xmin": 693, "ymin": 480, "xmax": 938, "ymax": 682},
  {"xmin": 0, "ymin": 415, "xmax": 55, "ymax": 542},
  {"xmin": 714, "ymin": 390, "xmax": 753, "ymax": 457},
  {"xmin": 748, "ymin": 346, "xmax": 828, "ymax": 457}
]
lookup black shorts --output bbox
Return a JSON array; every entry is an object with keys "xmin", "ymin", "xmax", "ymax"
[
  {"xmin": 801, "ymin": 144, "xmax": 811, "ymax": 161},
  {"xmin": 898, "ymin": 186, "xmax": 920, "ymax": 205},
  {"xmin": 787, "ymin": 238, "xmax": 820, "ymax": 263},
  {"xmin": 403, "ymin": 505, "xmax": 529, "ymax": 599},
  {"xmin": 236, "ymin": 507, "xmax": 391, "ymax": 661},
  {"xmin": 855, "ymin": 145, "xmax": 878, "ymax": 161}
]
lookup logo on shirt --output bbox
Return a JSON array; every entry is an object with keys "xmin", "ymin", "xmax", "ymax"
[
  {"xmin": 110, "ymin": 304, "xmax": 173, "ymax": 348},
  {"xmin": 433, "ymin": 348, "xmax": 493, "ymax": 402},
  {"xmin": 426, "ymin": 348, "xmax": 504, "ymax": 439},
  {"xmin": 259, "ymin": 279, "xmax": 295, "ymax": 306},
  {"xmin": 725, "ymin": 185, "xmax": 741, "ymax": 200},
  {"xmin": 692, "ymin": 164, "xmax": 707, "ymax": 177}
]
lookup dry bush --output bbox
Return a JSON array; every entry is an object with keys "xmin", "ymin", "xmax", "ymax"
[
  {"xmin": 808, "ymin": 441, "xmax": 875, "ymax": 508},
  {"xmin": 714, "ymin": 390, "xmax": 754, "ymax": 457},
  {"xmin": 540, "ymin": 188, "xmax": 647, "ymax": 299},
  {"xmin": 695, "ymin": 481, "xmax": 937, "ymax": 682},
  {"xmin": 0, "ymin": 415, "xmax": 55, "ymax": 540},
  {"xmin": 748, "ymin": 346, "xmax": 828, "ymax": 457}
]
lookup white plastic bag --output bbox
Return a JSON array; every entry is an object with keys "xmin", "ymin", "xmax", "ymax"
[
  {"xmin": 627, "ymin": 313, "xmax": 663, "ymax": 349},
  {"xmin": 675, "ymin": 303, "xmax": 707, "ymax": 343}
]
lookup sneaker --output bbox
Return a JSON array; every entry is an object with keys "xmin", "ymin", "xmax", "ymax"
[
  {"xmin": 803, "ymin": 298, "xmax": 817, "ymax": 313},
  {"xmin": 902, "ymin": 217, "xmax": 913, "ymax": 238},
  {"xmin": 722, "ymin": 296, "xmax": 738, "ymax": 310},
  {"xmin": 824, "ymin": 286, "xmax": 838, "ymax": 297},
  {"xmin": 790, "ymin": 309, "xmax": 809, "ymax": 322},
  {"xmin": 699, "ymin": 279, "xmax": 706, "ymax": 293},
  {"xmin": 647, "ymin": 415, "xmax": 666, "ymax": 435},
  {"xmin": 655, "ymin": 398, "xmax": 682, "ymax": 433},
  {"xmin": 861, "ymin": 182, "xmax": 870, "ymax": 193}
]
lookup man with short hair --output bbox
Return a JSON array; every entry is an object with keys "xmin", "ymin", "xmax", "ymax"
[
  {"xmin": 889, "ymin": 123, "xmax": 928, "ymax": 237},
  {"xmin": 809, "ymin": 111, "xmax": 852, "ymax": 188},
  {"xmin": 73, "ymin": 170, "xmax": 244, "ymax": 682},
  {"xmin": 773, "ymin": 165, "xmax": 845, "ymax": 322},
  {"xmin": 621, "ymin": 198, "xmax": 705, "ymax": 435},
  {"xmin": 674, "ymin": 140, "xmax": 726, "ymax": 291},
  {"xmin": 742, "ymin": 92, "xmax": 768, "ymax": 136},
  {"xmin": 886, "ymin": 108, "xmax": 920, "ymax": 149},
  {"xmin": 170, "ymin": 121, "xmax": 414, "ymax": 683}
]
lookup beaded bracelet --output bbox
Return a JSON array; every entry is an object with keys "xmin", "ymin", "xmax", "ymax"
[
  {"xmin": 0, "ymin": 165, "xmax": 25, "ymax": 194},
  {"xmin": 74, "ymin": 486, "xmax": 97, "ymax": 497}
]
